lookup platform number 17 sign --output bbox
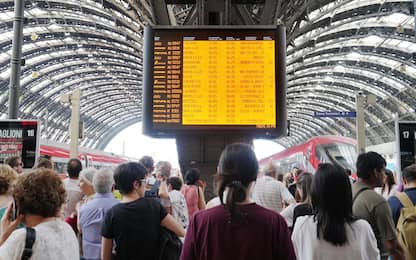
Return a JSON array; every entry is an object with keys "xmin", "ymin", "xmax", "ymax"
[{"xmin": 398, "ymin": 122, "xmax": 416, "ymax": 170}]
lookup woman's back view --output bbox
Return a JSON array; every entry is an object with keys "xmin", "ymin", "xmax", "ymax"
[
  {"xmin": 181, "ymin": 168, "xmax": 205, "ymax": 218},
  {"xmin": 101, "ymin": 162, "xmax": 184, "ymax": 260},
  {"xmin": 181, "ymin": 184, "xmax": 199, "ymax": 217},
  {"xmin": 293, "ymin": 215, "xmax": 378, "ymax": 260},
  {"xmin": 291, "ymin": 163, "xmax": 379, "ymax": 260},
  {"xmin": 180, "ymin": 143, "xmax": 296, "ymax": 260}
]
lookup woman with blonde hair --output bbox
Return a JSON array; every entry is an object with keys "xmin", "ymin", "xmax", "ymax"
[{"xmin": 0, "ymin": 165, "xmax": 18, "ymax": 220}]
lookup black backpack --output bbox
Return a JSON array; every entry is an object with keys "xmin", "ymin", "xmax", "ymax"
[{"xmin": 157, "ymin": 227, "xmax": 182, "ymax": 260}]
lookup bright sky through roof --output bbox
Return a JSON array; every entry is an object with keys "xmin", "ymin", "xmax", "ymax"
[{"xmin": 104, "ymin": 123, "xmax": 285, "ymax": 168}]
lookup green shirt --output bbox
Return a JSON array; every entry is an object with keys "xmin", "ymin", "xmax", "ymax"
[{"xmin": 352, "ymin": 181, "xmax": 396, "ymax": 260}]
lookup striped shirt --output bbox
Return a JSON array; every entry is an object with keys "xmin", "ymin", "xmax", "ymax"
[{"xmin": 252, "ymin": 176, "xmax": 295, "ymax": 213}]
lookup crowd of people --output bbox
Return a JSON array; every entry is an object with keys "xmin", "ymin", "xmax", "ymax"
[{"xmin": 0, "ymin": 145, "xmax": 414, "ymax": 260}]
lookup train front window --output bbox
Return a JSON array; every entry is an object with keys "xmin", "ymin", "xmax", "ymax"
[{"xmin": 317, "ymin": 143, "xmax": 357, "ymax": 172}]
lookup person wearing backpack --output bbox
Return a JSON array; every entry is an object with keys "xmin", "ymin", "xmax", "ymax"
[
  {"xmin": 352, "ymin": 152, "xmax": 405, "ymax": 260},
  {"xmin": 388, "ymin": 164, "xmax": 416, "ymax": 260}
]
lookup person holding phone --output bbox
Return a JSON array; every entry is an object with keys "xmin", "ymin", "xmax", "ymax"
[{"xmin": 0, "ymin": 168, "xmax": 79, "ymax": 259}]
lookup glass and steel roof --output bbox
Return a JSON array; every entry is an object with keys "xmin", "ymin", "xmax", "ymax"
[{"xmin": 0, "ymin": 0, "xmax": 414, "ymax": 149}]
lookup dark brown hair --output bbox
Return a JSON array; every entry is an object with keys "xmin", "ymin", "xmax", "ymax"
[
  {"xmin": 37, "ymin": 157, "xmax": 53, "ymax": 169},
  {"xmin": 217, "ymin": 143, "xmax": 258, "ymax": 222},
  {"xmin": 312, "ymin": 163, "xmax": 355, "ymax": 246},
  {"xmin": 5, "ymin": 156, "xmax": 21, "ymax": 168},
  {"xmin": 296, "ymin": 172, "xmax": 313, "ymax": 204},
  {"xmin": 13, "ymin": 169, "xmax": 66, "ymax": 217}
]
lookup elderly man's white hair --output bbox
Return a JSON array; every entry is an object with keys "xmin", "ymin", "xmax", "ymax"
[
  {"xmin": 80, "ymin": 168, "xmax": 97, "ymax": 186},
  {"xmin": 93, "ymin": 168, "xmax": 114, "ymax": 194}
]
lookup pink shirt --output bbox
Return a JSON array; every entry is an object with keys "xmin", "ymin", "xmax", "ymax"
[{"xmin": 181, "ymin": 185, "xmax": 199, "ymax": 218}]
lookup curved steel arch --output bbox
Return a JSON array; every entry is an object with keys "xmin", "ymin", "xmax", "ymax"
[
  {"xmin": 83, "ymin": 114, "xmax": 140, "ymax": 147},
  {"xmin": 93, "ymin": 117, "xmax": 140, "ymax": 150},
  {"xmin": 86, "ymin": 102, "xmax": 140, "ymax": 122},
  {"xmin": 289, "ymin": 67, "xmax": 412, "ymax": 117},
  {"xmin": 287, "ymin": 98, "xmax": 357, "ymax": 135},
  {"xmin": 86, "ymin": 112, "xmax": 141, "ymax": 139},
  {"xmin": 288, "ymin": 79, "xmax": 394, "ymax": 126},
  {"xmin": 288, "ymin": 110, "xmax": 336, "ymax": 136},
  {"xmin": 0, "ymin": 0, "xmax": 415, "ymax": 151}
]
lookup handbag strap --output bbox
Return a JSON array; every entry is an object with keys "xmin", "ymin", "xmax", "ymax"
[{"xmin": 21, "ymin": 227, "xmax": 36, "ymax": 260}]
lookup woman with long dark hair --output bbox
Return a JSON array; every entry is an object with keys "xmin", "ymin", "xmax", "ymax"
[
  {"xmin": 181, "ymin": 143, "xmax": 296, "ymax": 260},
  {"xmin": 378, "ymin": 169, "xmax": 398, "ymax": 199},
  {"xmin": 181, "ymin": 168, "xmax": 206, "ymax": 218},
  {"xmin": 292, "ymin": 163, "xmax": 379, "ymax": 259},
  {"xmin": 292, "ymin": 172, "xmax": 313, "ymax": 228}
]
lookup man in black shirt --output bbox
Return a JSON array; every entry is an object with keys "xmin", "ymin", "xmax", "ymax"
[{"xmin": 101, "ymin": 162, "xmax": 184, "ymax": 260}]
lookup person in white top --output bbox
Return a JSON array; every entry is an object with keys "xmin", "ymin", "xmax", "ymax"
[
  {"xmin": 292, "ymin": 163, "xmax": 379, "ymax": 260},
  {"xmin": 62, "ymin": 158, "xmax": 84, "ymax": 219},
  {"xmin": 375, "ymin": 169, "xmax": 398, "ymax": 199},
  {"xmin": 252, "ymin": 163, "xmax": 295, "ymax": 213},
  {"xmin": 167, "ymin": 176, "xmax": 189, "ymax": 229},
  {"xmin": 0, "ymin": 168, "xmax": 79, "ymax": 260}
]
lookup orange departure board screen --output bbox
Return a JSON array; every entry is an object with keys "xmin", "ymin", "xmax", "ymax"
[
  {"xmin": 182, "ymin": 40, "xmax": 275, "ymax": 125},
  {"xmin": 143, "ymin": 26, "xmax": 287, "ymax": 138}
]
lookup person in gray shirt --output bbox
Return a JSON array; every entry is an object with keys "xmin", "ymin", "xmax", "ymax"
[{"xmin": 352, "ymin": 152, "xmax": 404, "ymax": 260}]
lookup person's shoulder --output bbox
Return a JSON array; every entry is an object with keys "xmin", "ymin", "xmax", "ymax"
[
  {"xmin": 168, "ymin": 190, "xmax": 182, "ymax": 199},
  {"xmin": 249, "ymin": 204, "xmax": 288, "ymax": 223},
  {"xmin": 354, "ymin": 183, "xmax": 385, "ymax": 203},
  {"xmin": 353, "ymin": 219, "xmax": 372, "ymax": 230},
  {"xmin": 292, "ymin": 215, "xmax": 314, "ymax": 236},
  {"xmin": 351, "ymin": 219, "xmax": 377, "ymax": 239},
  {"xmin": 261, "ymin": 176, "xmax": 280, "ymax": 185},
  {"xmin": 105, "ymin": 200, "xmax": 126, "ymax": 213},
  {"xmin": 191, "ymin": 204, "xmax": 228, "ymax": 221},
  {"xmin": 35, "ymin": 220, "xmax": 76, "ymax": 237},
  {"xmin": 295, "ymin": 214, "xmax": 313, "ymax": 226},
  {"xmin": 7, "ymin": 228, "xmax": 26, "ymax": 241},
  {"xmin": 0, "ymin": 228, "xmax": 26, "ymax": 256},
  {"xmin": 206, "ymin": 197, "xmax": 221, "ymax": 209},
  {"xmin": 405, "ymin": 188, "xmax": 416, "ymax": 201},
  {"xmin": 387, "ymin": 194, "xmax": 401, "ymax": 205}
]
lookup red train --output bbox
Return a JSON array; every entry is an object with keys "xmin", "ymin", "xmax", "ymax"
[
  {"xmin": 259, "ymin": 136, "xmax": 357, "ymax": 176},
  {"xmin": 40, "ymin": 139, "xmax": 131, "ymax": 174}
]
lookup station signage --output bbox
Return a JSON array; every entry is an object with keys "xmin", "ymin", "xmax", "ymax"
[
  {"xmin": 398, "ymin": 122, "xmax": 416, "ymax": 170},
  {"xmin": 313, "ymin": 111, "xmax": 357, "ymax": 118},
  {"xmin": 0, "ymin": 120, "xmax": 39, "ymax": 168}
]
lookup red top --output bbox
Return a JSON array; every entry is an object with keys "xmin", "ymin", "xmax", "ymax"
[{"xmin": 180, "ymin": 203, "xmax": 296, "ymax": 260}]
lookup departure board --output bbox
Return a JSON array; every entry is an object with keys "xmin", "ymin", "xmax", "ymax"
[{"xmin": 143, "ymin": 26, "xmax": 287, "ymax": 138}]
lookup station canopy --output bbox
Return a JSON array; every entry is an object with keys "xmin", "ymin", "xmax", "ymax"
[{"xmin": 0, "ymin": 0, "xmax": 414, "ymax": 149}]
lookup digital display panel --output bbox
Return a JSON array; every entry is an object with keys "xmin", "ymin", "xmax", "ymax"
[
  {"xmin": 142, "ymin": 26, "xmax": 286, "ymax": 138},
  {"xmin": 0, "ymin": 120, "xmax": 39, "ymax": 168},
  {"xmin": 398, "ymin": 122, "xmax": 416, "ymax": 170}
]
